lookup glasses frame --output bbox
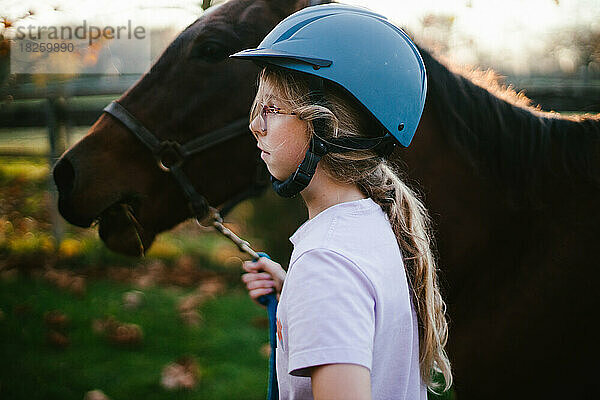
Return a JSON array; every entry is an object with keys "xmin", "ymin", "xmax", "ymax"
[{"xmin": 256, "ymin": 104, "xmax": 297, "ymax": 133}]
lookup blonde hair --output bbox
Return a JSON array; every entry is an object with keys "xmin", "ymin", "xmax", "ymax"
[{"xmin": 252, "ymin": 67, "xmax": 452, "ymax": 392}]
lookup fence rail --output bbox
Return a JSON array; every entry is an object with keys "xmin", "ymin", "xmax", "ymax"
[
  {"xmin": 2, "ymin": 75, "xmax": 141, "ymax": 100},
  {"xmin": 1, "ymin": 75, "xmax": 141, "ymax": 157},
  {"xmin": 505, "ymin": 77, "xmax": 600, "ymax": 112}
]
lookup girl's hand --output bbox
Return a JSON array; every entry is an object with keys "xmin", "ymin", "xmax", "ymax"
[{"xmin": 241, "ymin": 257, "xmax": 286, "ymax": 305}]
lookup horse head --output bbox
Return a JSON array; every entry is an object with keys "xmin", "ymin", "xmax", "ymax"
[{"xmin": 52, "ymin": 0, "xmax": 319, "ymax": 256}]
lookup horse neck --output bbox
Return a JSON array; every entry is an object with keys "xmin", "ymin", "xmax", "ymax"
[
  {"xmin": 398, "ymin": 101, "xmax": 513, "ymax": 275},
  {"xmin": 545, "ymin": 114, "xmax": 600, "ymax": 188},
  {"xmin": 399, "ymin": 48, "xmax": 600, "ymax": 292},
  {"xmin": 418, "ymin": 46, "xmax": 600, "ymax": 211}
]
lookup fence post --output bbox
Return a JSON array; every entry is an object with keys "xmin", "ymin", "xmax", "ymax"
[{"xmin": 46, "ymin": 96, "xmax": 67, "ymax": 245}]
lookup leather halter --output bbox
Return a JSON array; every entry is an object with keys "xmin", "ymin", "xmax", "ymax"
[{"xmin": 102, "ymin": 100, "xmax": 265, "ymax": 220}]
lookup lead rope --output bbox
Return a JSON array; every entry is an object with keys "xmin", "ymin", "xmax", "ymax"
[{"xmin": 199, "ymin": 207, "xmax": 279, "ymax": 400}]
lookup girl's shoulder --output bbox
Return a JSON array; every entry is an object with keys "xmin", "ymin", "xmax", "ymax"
[{"xmin": 291, "ymin": 198, "xmax": 394, "ymax": 251}]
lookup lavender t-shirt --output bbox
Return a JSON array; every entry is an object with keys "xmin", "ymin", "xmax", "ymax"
[{"xmin": 275, "ymin": 197, "xmax": 426, "ymax": 399}]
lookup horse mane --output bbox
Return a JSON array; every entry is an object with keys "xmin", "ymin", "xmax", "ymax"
[{"xmin": 418, "ymin": 45, "xmax": 600, "ymax": 207}]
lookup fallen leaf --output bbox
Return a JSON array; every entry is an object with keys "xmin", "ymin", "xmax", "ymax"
[
  {"xmin": 122, "ymin": 290, "xmax": 145, "ymax": 310},
  {"xmin": 44, "ymin": 310, "xmax": 70, "ymax": 331},
  {"xmin": 92, "ymin": 316, "xmax": 143, "ymax": 346},
  {"xmin": 106, "ymin": 323, "xmax": 143, "ymax": 346},
  {"xmin": 160, "ymin": 356, "xmax": 200, "ymax": 390},
  {"xmin": 179, "ymin": 310, "xmax": 203, "ymax": 327},
  {"xmin": 84, "ymin": 389, "xmax": 111, "ymax": 400},
  {"xmin": 47, "ymin": 330, "xmax": 70, "ymax": 349},
  {"xmin": 178, "ymin": 294, "xmax": 205, "ymax": 312},
  {"xmin": 197, "ymin": 277, "xmax": 226, "ymax": 297},
  {"xmin": 260, "ymin": 343, "xmax": 271, "ymax": 358}
]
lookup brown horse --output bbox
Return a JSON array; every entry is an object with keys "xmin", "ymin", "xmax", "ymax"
[{"xmin": 52, "ymin": 0, "xmax": 600, "ymax": 398}]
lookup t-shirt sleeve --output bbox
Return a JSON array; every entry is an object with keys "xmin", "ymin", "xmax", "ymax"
[{"xmin": 284, "ymin": 248, "xmax": 376, "ymax": 377}]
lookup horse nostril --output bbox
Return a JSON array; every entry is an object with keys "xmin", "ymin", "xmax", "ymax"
[{"xmin": 53, "ymin": 157, "xmax": 76, "ymax": 196}]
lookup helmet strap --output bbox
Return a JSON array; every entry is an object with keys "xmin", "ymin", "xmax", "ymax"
[
  {"xmin": 269, "ymin": 130, "xmax": 397, "ymax": 198},
  {"xmin": 270, "ymin": 135, "xmax": 328, "ymax": 198},
  {"xmin": 270, "ymin": 75, "xmax": 397, "ymax": 198}
]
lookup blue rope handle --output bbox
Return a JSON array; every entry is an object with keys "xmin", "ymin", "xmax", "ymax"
[{"xmin": 254, "ymin": 252, "xmax": 279, "ymax": 400}]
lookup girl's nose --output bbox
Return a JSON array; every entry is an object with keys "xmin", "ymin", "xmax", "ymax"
[{"xmin": 249, "ymin": 114, "xmax": 265, "ymax": 138}]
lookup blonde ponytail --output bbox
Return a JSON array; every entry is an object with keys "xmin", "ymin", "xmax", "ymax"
[{"xmin": 360, "ymin": 162, "xmax": 452, "ymax": 391}]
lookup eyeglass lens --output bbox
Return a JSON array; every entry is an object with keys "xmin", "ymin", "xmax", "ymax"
[{"xmin": 260, "ymin": 105, "xmax": 268, "ymax": 132}]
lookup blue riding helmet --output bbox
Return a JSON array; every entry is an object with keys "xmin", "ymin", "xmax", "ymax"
[
  {"xmin": 230, "ymin": 4, "xmax": 427, "ymax": 197},
  {"xmin": 230, "ymin": 3, "xmax": 427, "ymax": 148}
]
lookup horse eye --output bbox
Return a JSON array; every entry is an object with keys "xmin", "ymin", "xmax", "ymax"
[{"xmin": 190, "ymin": 42, "xmax": 227, "ymax": 62}]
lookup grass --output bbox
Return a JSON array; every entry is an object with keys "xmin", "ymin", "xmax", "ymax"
[
  {"xmin": 0, "ymin": 273, "xmax": 270, "ymax": 400},
  {"xmin": 0, "ymin": 126, "xmax": 88, "ymax": 155},
  {"xmin": 0, "ymin": 273, "xmax": 454, "ymax": 400}
]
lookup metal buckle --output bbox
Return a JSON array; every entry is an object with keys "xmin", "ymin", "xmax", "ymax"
[
  {"xmin": 293, "ymin": 168, "xmax": 312, "ymax": 187},
  {"xmin": 156, "ymin": 141, "xmax": 185, "ymax": 172},
  {"xmin": 195, "ymin": 206, "xmax": 222, "ymax": 228}
]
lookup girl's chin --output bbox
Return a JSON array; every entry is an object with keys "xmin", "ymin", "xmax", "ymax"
[
  {"xmin": 265, "ymin": 164, "xmax": 294, "ymax": 181},
  {"xmin": 262, "ymin": 155, "xmax": 299, "ymax": 181}
]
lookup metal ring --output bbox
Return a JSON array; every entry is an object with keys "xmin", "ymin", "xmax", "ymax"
[{"xmin": 156, "ymin": 141, "xmax": 184, "ymax": 172}]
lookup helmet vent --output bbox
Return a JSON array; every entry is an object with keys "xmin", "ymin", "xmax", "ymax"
[{"xmin": 273, "ymin": 15, "xmax": 327, "ymax": 44}]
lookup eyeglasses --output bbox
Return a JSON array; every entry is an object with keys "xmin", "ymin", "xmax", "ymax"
[{"xmin": 253, "ymin": 104, "xmax": 296, "ymax": 133}]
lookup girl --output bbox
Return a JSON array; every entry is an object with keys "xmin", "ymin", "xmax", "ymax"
[{"xmin": 233, "ymin": 4, "xmax": 452, "ymax": 399}]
